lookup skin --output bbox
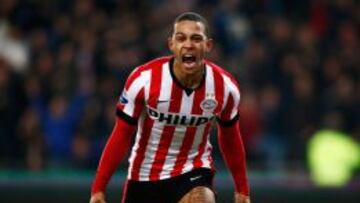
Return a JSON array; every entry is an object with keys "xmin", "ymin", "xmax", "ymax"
[
  {"xmin": 89, "ymin": 192, "xmax": 106, "ymax": 203},
  {"xmin": 178, "ymin": 186, "xmax": 215, "ymax": 203},
  {"xmin": 89, "ymin": 189, "xmax": 251, "ymax": 203},
  {"xmin": 170, "ymin": 20, "xmax": 250, "ymax": 203},
  {"xmin": 89, "ymin": 19, "xmax": 251, "ymax": 203},
  {"xmin": 168, "ymin": 20, "xmax": 213, "ymax": 89},
  {"xmin": 235, "ymin": 193, "xmax": 251, "ymax": 203}
]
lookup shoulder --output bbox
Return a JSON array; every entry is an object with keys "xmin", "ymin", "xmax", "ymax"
[
  {"xmin": 134, "ymin": 56, "xmax": 172, "ymax": 74},
  {"xmin": 142, "ymin": 56, "xmax": 172, "ymax": 68},
  {"xmin": 125, "ymin": 56, "xmax": 172, "ymax": 89},
  {"xmin": 205, "ymin": 60, "xmax": 240, "ymax": 94}
]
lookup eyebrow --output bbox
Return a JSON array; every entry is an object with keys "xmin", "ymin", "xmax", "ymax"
[{"xmin": 174, "ymin": 32, "xmax": 204, "ymax": 38}]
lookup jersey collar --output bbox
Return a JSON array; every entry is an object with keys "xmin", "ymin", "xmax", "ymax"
[{"xmin": 168, "ymin": 57, "xmax": 206, "ymax": 96}]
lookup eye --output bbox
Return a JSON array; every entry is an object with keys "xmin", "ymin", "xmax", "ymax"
[
  {"xmin": 192, "ymin": 35, "xmax": 204, "ymax": 42},
  {"xmin": 175, "ymin": 35, "xmax": 186, "ymax": 42}
]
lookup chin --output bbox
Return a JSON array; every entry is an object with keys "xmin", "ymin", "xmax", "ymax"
[
  {"xmin": 184, "ymin": 70, "xmax": 197, "ymax": 75},
  {"xmin": 182, "ymin": 66, "xmax": 202, "ymax": 75}
]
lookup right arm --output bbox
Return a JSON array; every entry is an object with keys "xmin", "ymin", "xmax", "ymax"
[
  {"xmin": 90, "ymin": 116, "xmax": 137, "ymax": 203},
  {"xmin": 90, "ymin": 67, "xmax": 146, "ymax": 203}
]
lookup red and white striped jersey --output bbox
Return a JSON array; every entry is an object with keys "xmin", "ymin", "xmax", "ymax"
[{"xmin": 116, "ymin": 56, "xmax": 241, "ymax": 181}]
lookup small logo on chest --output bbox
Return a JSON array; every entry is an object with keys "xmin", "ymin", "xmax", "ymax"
[{"xmin": 201, "ymin": 93, "xmax": 217, "ymax": 111}]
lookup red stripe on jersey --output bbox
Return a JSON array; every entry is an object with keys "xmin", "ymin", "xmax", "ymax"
[
  {"xmin": 170, "ymin": 84, "xmax": 205, "ymax": 176},
  {"xmin": 117, "ymin": 87, "xmax": 144, "ymax": 118},
  {"xmin": 208, "ymin": 149, "xmax": 214, "ymax": 169},
  {"xmin": 130, "ymin": 116, "xmax": 152, "ymax": 180},
  {"xmin": 207, "ymin": 143, "xmax": 215, "ymax": 170},
  {"xmin": 206, "ymin": 60, "xmax": 241, "ymax": 91},
  {"xmin": 192, "ymin": 122, "xmax": 212, "ymax": 168},
  {"xmin": 130, "ymin": 64, "xmax": 163, "ymax": 180},
  {"xmin": 121, "ymin": 180, "xmax": 129, "ymax": 203},
  {"xmin": 206, "ymin": 61, "xmax": 240, "ymax": 96},
  {"xmin": 125, "ymin": 56, "xmax": 172, "ymax": 90},
  {"xmin": 212, "ymin": 67, "xmax": 225, "ymax": 113},
  {"xmin": 132, "ymin": 88, "xmax": 144, "ymax": 118},
  {"xmin": 125, "ymin": 68, "xmax": 142, "ymax": 90},
  {"xmin": 221, "ymin": 93, "xmax": 234, "ymax": 121},
  {"xmin": 149, "ymin": 81, "xmax": 183, "ymax": 181}
]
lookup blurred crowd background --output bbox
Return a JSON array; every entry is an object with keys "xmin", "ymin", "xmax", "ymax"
[{"xmin": 0, "ymin": 0, "xmax": 359, "ymax": 186}]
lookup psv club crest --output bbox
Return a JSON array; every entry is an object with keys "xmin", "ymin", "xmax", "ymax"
[{"xmin": 200, "ymin": 93, "xmax": 217, "ymax": 112}]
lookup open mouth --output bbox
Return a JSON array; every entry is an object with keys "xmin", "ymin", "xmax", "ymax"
[{"xmin": 182, "ymin": 54, "xmax": 197, "ymax": 69}]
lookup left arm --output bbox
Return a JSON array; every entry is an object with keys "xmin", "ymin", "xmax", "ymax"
[
  {"xmin": 217, "ymin": 120, "xmax": 250, "ymax": 199},
  {"xmin": 217, "ymin": 75, "xmax": 250, "ymax": 203}
]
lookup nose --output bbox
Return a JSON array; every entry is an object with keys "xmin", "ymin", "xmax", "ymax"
[{"xmin": 183, "ymin": 39, "xmax": 194, "ymax": 49}]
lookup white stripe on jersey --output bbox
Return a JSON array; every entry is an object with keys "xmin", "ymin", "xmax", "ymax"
[
  {"xmin": 203, "ymin": 64, "xmax": 216, "ymax": 117},
  {"xmin": 127, "ymin": 114, "xmax": 144, "ymax": 176},
  {"xmin": 180, "ymin": 123, "xmax": 208, "ymax": 173},
  {"xmin": 201, "ymin": 140, "xmax": 213, "ymax": 168},
  {"xmin": 223, "ymin": 75, "xmax": 241, "ymax": 119},
  {"xmin": 159, "ymin": 91, "xmax": 194, "ymax": 179},
  {"xmin": 143, "ymin": 70, "xmax": 151, "ymax": 101},
  {"xmin": 127, "ymin": 70, "xmax": 151, "ymax": 176},
  {"xmin": 138, "ymin": 62, "xmax": 173, "ymax": 180},
  {"xmin": 122, "ymin": 74, "xmax": 145, "ymax": 117},
  {"xmin": 222, "ymin": 76, "xmax": 231, "ymax": 115},
  {"xmin": 180, "ymin": 65, "xmax": 215, "ymax": 174},
  {"xmin": 123, "ymin": 57, "xmax": 241, "ymax": 181}
]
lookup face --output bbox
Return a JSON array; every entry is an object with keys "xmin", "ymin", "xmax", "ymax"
[{"xmin": 168, "ymin": 20, "xmax": 213, "ymax": 75}]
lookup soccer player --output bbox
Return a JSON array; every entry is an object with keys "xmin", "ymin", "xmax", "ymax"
[{"xmin": 90, "ymin": 12, "xmax": 250, "ymax": 203}]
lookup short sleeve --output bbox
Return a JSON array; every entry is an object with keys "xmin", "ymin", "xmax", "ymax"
[
  {"xmin": 217, "ymin": 76, "xmax": 240, "ymax": 126},
  {"xmin": 116, "ymin": 69, "xmax": 146, "ymax": 124}
]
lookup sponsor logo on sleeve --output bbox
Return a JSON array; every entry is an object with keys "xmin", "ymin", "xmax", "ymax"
[{"xmin": 119, "ymin": 91, "xmax": 128, "ymax": 104}]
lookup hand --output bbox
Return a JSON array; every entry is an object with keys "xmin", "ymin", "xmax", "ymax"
[
  {"xmin": 234, "ymin": 192, "xmax": 250, "ymax": 203},
  {"xmin": 90, "ymin": 192, "xmax": 106, "ymax": 203}
]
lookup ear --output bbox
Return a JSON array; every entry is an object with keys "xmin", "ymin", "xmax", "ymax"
[
  {"xmin": 168, "ymin": 37, "xmax": 174, "ymax": 52},
  {"xmin": 205, "ymin": 38, "xmax": 214, "ymax": 52}
]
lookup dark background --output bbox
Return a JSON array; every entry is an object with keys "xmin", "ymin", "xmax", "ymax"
[{"xmin": 0, "ymin": 0, "xmax": 359, "ymax": 202}]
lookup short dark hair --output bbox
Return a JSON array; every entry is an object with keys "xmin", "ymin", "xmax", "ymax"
[{"xmin": 171, "ymin": 12, "xmax": 210, "ymax": 37}]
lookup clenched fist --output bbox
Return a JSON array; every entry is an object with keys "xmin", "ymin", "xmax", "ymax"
[
  {"xmin": 235, "ymin": 192, "xmax": 250, "ymax": 203},
  {"xmin": 90, "ymin": 192, "xmax": 106, "ymax": 203}
]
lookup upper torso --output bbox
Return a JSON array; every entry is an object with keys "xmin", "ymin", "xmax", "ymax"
[{"xmin": 117, "ymin": 56, "xmax": 240, "ymax": 181}]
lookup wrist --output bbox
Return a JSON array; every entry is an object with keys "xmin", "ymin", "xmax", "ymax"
[
  {"xmin": 234, "ymin": 192, "xmax": 250, "ymax": 203},
  {"xmin": 234, "ymin": 181, "xmax": 249, "ymax": 196},
  {"xmin": 91, "ymin": 191, "xmax": 105, "ymax": 197},
  {"xmin": 235, "ymin": 192, "xmax": 249, "ymax": 196}
]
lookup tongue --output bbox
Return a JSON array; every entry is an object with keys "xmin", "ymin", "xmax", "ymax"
[
  {"xmin": 182, "ymin": 56, "xmax": 196, "ymax": 69},
  {"xmin": 183, "ymin": 61, "xmax": 196, "ymax": 69}
]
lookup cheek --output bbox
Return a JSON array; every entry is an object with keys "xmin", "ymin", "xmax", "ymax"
[
  {"xmin": 169, "ymin": 41, "xmax": 177, "ymax": 52},
  {"xmin": 197, "ymin": 45, "xmax": 207, "ymax": 54},
  {"xmin": 175, "ymin": 45, "xmax": 184, "ymax": 54},
  {"xmin": 177, "ymin": 43, "xmax": 184, "ymax": 49},
  {"xmin": 170, "ymin": 43, "xmax": 178, "ymax": 50},
  {"xmin": 203, "ymin": 44, "xmax": 211, "ymax": 52}
]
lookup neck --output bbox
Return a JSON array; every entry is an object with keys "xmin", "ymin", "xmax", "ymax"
[{"xmin": 173, "ymin": 59, "xmax": 204, "ymax": 89}]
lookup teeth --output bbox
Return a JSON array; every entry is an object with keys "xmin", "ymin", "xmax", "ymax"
[{"xmin": 182, "ymin": 54, "xmax": 196, "ymax": 64}]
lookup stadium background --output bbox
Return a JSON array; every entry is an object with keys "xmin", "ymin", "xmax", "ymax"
[{"xmin": 0, "ymin": 0, "xmax": 359, "ymax": 202}]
